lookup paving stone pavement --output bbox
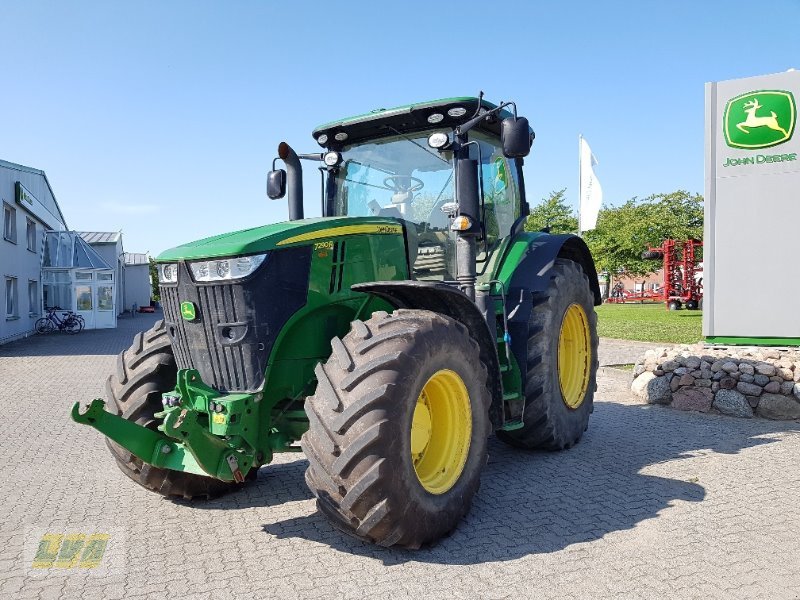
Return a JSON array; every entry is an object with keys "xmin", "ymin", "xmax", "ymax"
[{"xmin": 2, "ymin": 315, "xmax": 799, "ymax": 599}]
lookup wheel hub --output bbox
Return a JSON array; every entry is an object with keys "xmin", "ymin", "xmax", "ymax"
[
  {"xmin": 557, "ymin": 303, "xmax": 592, "ymax": 409},
  {"xmin": 411, "ymin": 369, "xmax": 472, "ymax": 495}
]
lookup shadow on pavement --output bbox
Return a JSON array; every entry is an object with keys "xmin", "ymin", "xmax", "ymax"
[{"xmin": 261, "ymin": 401, "xmax": 798, "ymax": 564}]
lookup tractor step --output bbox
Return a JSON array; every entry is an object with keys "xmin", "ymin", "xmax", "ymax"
[
  {"xmin": 502, "ymin": 392, "xmax": 521, "ymax": 402},
  {"xmin": 500, "ymin": 419, "xmax": 524, "ymax": 431},
  {"xmin": 499, "ymin": 364, "xmax": 511, "ymax": 373}
]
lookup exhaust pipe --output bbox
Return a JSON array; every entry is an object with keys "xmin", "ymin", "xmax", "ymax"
[{"xmin": 278, "ymin": 142, "xmax": 303, "ymax": 221}]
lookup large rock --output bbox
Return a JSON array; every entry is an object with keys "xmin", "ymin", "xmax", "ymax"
[
  {"xmin": 685, "ymin": 356, "xmax": 701, "ymax": 369},
  {"xmin": 720, "ymin": 377, "xmax": 737, "ymax": 390},
  {"xmin": 753, "ymin": 374, "xmax": 770, "ymax": 386},
  {"xmin": 672, "ymin": 387, "xmax": 714, "ymax": 412},
  {"xmin": 644, "ymin": 375, "xmax": 673, "ymax": 405},
  {"xmin": 722, "ymin": 362, "xmax": 739, "ymax": 373},
  {"xmin": 713, "ymin": 389, "xmax": 753, "ymax": 418},
  {"xmin": 631, "ymin": 372, "xmax": 656, "ymax": 399},
  {"xmin": 738, "ymin": 363, "xmax": 755, "ymax": 375},
  {"xmin": 661, "ymin": 360, "xmax": 679, "ymax": 372},
  {"xmin": 737, "ymin": 381, "xmax": 763, "ymax": 396},
  {"xmin": 755, "ymin": 363, "xmax": 776, "ymax": 376},
  {"xmin": 780, "ymin": 381, "xmax": 795, "ymax": 396},
  {"xmin": 740, "ymin": 373, "xmax": 755, "ymax": 383},
  {"xmin": 678, "ymin": 374, "xmax": 695, "ymax": 387},
  {"xmin": 763, "ymin": 381, "xmax": 781, "ymax": 394},
  {"xmin": 756, "ymin": 394, "xmax": 800, "ymax": 420},
  {"xmin": 710, "ymin": 360, "xmax": 726, "ymax": 372},
  {"xmin": 778, "ymin": 368, "xmax": 794, "ymax": 381}
]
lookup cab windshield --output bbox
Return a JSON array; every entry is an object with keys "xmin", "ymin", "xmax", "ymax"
[{"xmin": 331, "ymin": 132, "xmax": 455, "ymax": 229}]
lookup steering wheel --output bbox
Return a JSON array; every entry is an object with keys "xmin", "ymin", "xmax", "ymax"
[{"xmin": 383, "ymin": 175, "xmax": 424, "ymax": 193}]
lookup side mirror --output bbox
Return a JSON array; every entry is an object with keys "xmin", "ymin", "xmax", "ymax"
[
  {"xmin": 501, "ymin": 116, "xmax": 534, "ymax": 158},
  {"xmin": 267, "ymin": 169, "xmax": 286, "ymax": 199}
]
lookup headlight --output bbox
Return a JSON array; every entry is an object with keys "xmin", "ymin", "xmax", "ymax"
[
  {"xmin": 158, "ymin": 263, "xmax": 178, "ymax": 283},
  {"xmin": 189, "ymin": 253, "xmax": 268, "ymax": 283}
]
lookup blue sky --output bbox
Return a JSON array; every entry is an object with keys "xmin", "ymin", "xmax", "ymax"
[{"xmin": 2, "ymin": 1, "xmax": 799, "ymax": 256}]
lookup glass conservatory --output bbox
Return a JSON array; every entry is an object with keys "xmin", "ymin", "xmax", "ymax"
[{"xmin": 41, "ymin": 231, "xmax": 116, "ymax": 329}]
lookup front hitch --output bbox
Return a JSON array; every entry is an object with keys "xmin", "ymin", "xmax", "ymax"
[{"xmin": 71, "ymin": 369, "xmax": 261, "ymax": 482}]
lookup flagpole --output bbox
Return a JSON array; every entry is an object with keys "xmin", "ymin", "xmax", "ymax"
[{"xmin": 578, "ymin": 134, "xmax": 582, "ymax": 236}]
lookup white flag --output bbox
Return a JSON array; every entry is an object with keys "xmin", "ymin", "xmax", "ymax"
[{"xmin": 579, "ymin": 136, "xmax": 603, "ymax": 232}]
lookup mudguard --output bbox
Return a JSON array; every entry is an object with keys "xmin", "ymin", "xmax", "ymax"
[{"xmin": 502, "ymin": 233, "xmax": 601, "ymax": 388}]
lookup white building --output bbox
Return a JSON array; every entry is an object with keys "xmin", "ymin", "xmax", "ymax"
[
  {"xmin": 1, "ymin": 159, "xmax": 154, "ymax": 344},
  {"xmin": 1, "ymin": 160, "xmax": 68, "ymax": 344}
]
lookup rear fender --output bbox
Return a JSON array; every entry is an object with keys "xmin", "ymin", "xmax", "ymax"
[{"xmin": 351, "ymin": 281, "xmax": 504, "ymax": 428}]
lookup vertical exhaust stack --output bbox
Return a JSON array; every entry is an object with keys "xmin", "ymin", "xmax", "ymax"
[{"xmin": 278, "ymin": 142, "xmax": 304, "ymax": 221}]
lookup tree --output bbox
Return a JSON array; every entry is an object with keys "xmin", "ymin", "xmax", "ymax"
[
  {"xmin": 583, "ymin": 190, "xmax": 703, "ymax": 294},
  {"xmin": 148, "ymin": 257, "xmax": 160, "ymax": 302},
  {"xmin": 524, "ymin": 188, "xmax": 578, "ymax": 234}
]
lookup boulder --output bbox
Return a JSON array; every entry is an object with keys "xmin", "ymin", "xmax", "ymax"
[
  {"xmin": 661, "ymin": 360, "xmax": 679, "ymax": 372},
  {"xmin": 670, "ymin": 376, "xmax": 681, "ymax": 392},
  {"xmin": 755, "ymin": 363, "xmax": 776, "ymax": 376},
  {"xmin": 710, "ymin": 360, "xmax": 726, "ymax": 372},
  {"xmin": 763, "ymin": 381, "xmax": 781, "ymax": 394},
  {"xmin": 739, "ymin": 373, "xmax": 755, "ymax": 383},
  {"xmin": 737, "ymin": 381, "xmax": 763, "ymax": 396},
  {"xmin": 713, "ymin": 389, "xmax": 753, "ymax": 418},
  {"xmin": 644, "ymin": 375, "xmax": 673, "ymax": 405},
  {"xmin": 720, "ymin": 377, "xmax": 737, "ymax": 390},
  {"xmin": 631, "ymin": 372, "xmax": 656, "ymax": 399},
  {"xmin": 738, "ymin": 363, "xmax": 755, "ymax": 375},
  {"xmin": 686, "ymin": 356, "xmax": 701, "ymax": 369},
  {"xmin": 672, "ymin": 387, "xmax": 714, "ymax": 412},
  {"xmin": 780, "ymin": 381, "xmax": 795, "ymax": 396},
  {"xmin": 778, "ymin": 368, "xmax": 793, "ymax": 381},
  {"xmin": 722, "ymin": 362, "xmax": 739, "ymax": 373},
  {"xmin": 678, "ymin": 374, "xmax": 695, "ymax": 387},
  {"xmin": 753, "ymin": 374, "xmax": 770, "ymax": 386},
  {"xmin": 756, "ymin": 394, "xmax": 800, "ymax": 420},
  {"xmin": 695, "ymin": 379, "xmax": 712, "ymax": 388}
]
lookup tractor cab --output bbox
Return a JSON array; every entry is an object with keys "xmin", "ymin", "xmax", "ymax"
[{"xmin": 269, "ymin": 96, "xmax": 532, "ymax": 288}]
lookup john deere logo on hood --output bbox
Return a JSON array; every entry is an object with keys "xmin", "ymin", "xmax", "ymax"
[{"xmin": 724, "ymin": 90, "xmax": 796, "ymax": 149}]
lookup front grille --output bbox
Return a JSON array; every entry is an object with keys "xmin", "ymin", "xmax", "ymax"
[{"xmin": 160, "ymin": 247, "xmax": 311, "ymax": 392}]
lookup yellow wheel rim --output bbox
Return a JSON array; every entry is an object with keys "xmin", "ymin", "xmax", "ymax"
[
  {"xmin": 411, "ymin": 369, "xmax": 472, "ymax": 495},
  {"xmin": 558, "ymin": 303, "xmax": 592, "ymax": 409}
]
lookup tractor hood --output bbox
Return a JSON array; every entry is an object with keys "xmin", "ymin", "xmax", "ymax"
[{"xmin": 156, "ymin": 216, "xmax": 404, "ymax": 262}]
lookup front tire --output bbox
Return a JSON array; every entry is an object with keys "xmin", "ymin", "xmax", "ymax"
[
  {"xmin": 302, "ymin": 309, "xmax": 491, "ymax": 548},
  {"xmin": 497, "ymin": 258, "xmax": 599, "ymax": 450},
  {"xmin": 105, "ymin": 319, "xmax": 240, "ymax": 499},
  {"xmin": 35, "ymin": 318, "xmax": 53, "ymax": 334}
]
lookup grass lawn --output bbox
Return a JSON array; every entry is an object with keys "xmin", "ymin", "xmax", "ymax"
[{"xmin": 595, "ymin": 303, "xmax": 702, "ymax": 344}]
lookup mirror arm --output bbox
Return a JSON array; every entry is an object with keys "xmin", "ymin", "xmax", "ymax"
[{"xmin": 455, "ymin": 101, "xmax": 514, "ymax": 136}]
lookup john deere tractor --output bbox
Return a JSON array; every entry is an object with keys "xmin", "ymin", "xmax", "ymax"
[{"xmin": 72, "ymin": 96, "xmax": 600, "ymax": 548}]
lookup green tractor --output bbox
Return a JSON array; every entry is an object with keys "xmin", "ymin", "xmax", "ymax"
[{"xmin": 72, "ymin": 96, "xmax": 601, "ymax": 548}]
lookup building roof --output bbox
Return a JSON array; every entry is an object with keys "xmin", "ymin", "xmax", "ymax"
[
  {"xmin": 123, "ymin": 252, "xmax": 149, "ymax": 266},
  {"xmin": 0, "ymin": 158, "xmax": 68, "ymax": 228},
  {"xmin": 79, "ymin": 231, "xmax": 122, "ymax": 244},
  {"xmin": 42, "ymin": 231, "xmax": 113, "ymax": 269}
]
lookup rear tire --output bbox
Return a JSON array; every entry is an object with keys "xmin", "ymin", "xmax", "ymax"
[
  {"xmin": 685, "ymin": 299, "xmax": 699, "ymax": 310},
  {"xmin": 668, "ymin": 300, "xmax": 681, "ymax": 311},
  {"xmin": 497, "ymin": 258, "xmax": 599, "ymax": 450},
  {"xmin": 302, "ymin": 309, "xmax": 491, "ymax": 548},
  {"xmin": 105, "ymin": 319, "xmax": 239, "ymax": 499}
]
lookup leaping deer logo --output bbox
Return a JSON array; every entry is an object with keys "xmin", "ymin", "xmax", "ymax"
[{"xmin": 736, "ymin": 98, "xmax": 789, "ymax": 136}]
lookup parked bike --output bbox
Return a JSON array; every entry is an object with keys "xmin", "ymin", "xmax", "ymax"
[{"xmin": 35, "ymin": 308, "xmax": 84, "ymax": 334}]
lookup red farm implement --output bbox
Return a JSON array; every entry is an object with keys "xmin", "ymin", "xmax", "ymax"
[{"xmin": 642, "ymin": 239, "xmax": 703, "ymax": 310}]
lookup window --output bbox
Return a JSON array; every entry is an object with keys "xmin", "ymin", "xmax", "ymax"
[
  {"xmin": 76, "ymin": 285, "xmax": 92, "ymax": 311},
  {"xmin": 5, "ymin": 277, "xmax": 18, "ymax": 318},
  {"xmin": 97, "ymin": 272, "xmax": 113, "ymax": 281},
  {"xmin": 28, "ymin": 280, "xmax": 39, "ymax": 315},
  {"xmin": 26, "ymin": 219, "xmax": 36, "ymax": 252},
  {"xmin": 3, "ymin": 203, "xmax": 16, "ymax": 243},
  {"xmin": 97, "ymin": 286, "xmax": 114, "ymax": 311},
  {"xmin": 75, "ymin": 272, "xmax": 93, "ymax": 281}
]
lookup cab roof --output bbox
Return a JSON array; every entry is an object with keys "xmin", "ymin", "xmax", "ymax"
[{"xmin": 311, "ymin": 96, "xmax": 515, "ymax": 147}]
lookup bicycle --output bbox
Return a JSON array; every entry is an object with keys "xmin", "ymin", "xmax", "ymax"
[{"xmin": 35, "ymin": 307, "xmax": 84, "ymax": 334}]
